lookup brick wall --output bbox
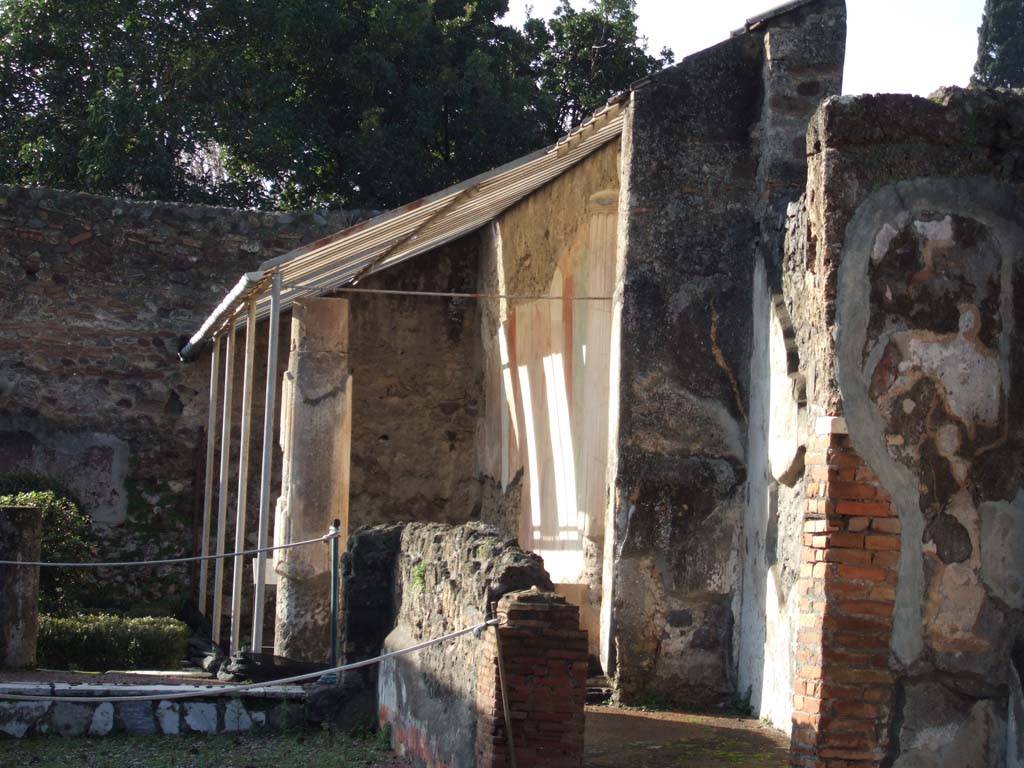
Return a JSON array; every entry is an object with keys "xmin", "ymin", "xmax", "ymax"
[
  {"xmin": 476, "ymin": 590, "xmax": 588, "ymax": 768},
  {"xmin": 791, "ymin": 419, "xmax": 899, "ymax": 768}
]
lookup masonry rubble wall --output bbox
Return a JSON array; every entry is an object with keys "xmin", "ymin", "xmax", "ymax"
[
  {"xmin": 0, "ymin": 684, "xmax": 306, "ymax": 737},
  {"xmin": 0, "ymin": 186, "xmax": 483, "ymax": 618},
  {"xmin": 779, "ymin": 88, "xmax": 1024, "ymax": 766},
  {"xmin": 612, "ymin": 0, "xmax": 845, "ymax": 709},
  {"xmin": 341, "ymin": 522, "xmax": 586, "ymax": 768}
]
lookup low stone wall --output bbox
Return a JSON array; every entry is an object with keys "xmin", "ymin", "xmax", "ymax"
[
  {"xmin": 341, "ymin": 522, "xmax": 587, "ymax": 768},
  {"xmin": 0, "ymin": 684, "xmax": 305, "ymax": 737}
]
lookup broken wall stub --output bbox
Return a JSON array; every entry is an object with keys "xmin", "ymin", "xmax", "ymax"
[
  {"xmin": 475, "ymin": 590, "xmax": 589, "ymax": 768},
  {"xmin": 613, "ymin": 0, "xmax": 845, "ymax": 708},
  {"xmin": 340, "ymin": 522, "xmax": 569, "ymax": 768},
  {"xmin": 781, "ymin": 89, "xmax": 1024, "ymax": 767},
  {"xmin": 0, "ymin": 186, "xmax": 483, "ymax": 618}
]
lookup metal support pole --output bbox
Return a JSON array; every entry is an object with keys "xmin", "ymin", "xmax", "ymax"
[
  {"xmin": 252, "ymin": 272, "xmax": 282, "ymax": 652},
  {"xmin": 198, "ymin": 336, "xmax": 221, "ymax": 615},
  {"xmin": 329, "ymin": 518, "xmax": 340, "ymax": 668},
  {"xmin": 230, "ymin": 301, "xmax": 258, "ymax": 653},
  {"xmin": 212, "ymin": 316, "xmax": 237, "ymax": 646}
]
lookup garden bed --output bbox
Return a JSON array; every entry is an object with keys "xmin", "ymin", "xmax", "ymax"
[{"xmin": 1, "ymin": 729, "xmax": 409, "ymax": 767}]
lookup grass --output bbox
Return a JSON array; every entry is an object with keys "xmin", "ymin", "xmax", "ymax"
[{"xmin": 4, "ymin": 730, "xmax": 397, "ymax": 768}]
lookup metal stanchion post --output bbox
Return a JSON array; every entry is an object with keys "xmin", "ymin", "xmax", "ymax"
[
  {"xmin": 318, "ymin": 519, "xmax": 341, "ymax": 686},
  {"xmin": 329, "ymin": 518, "xmax": 340, "ymax": 668}
]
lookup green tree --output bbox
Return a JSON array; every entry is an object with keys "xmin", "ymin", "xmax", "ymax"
[
  {"xmin": 0, "ymin": 0, "xmax": 252, "ymax": 205},
  {"xmin": 0, "ymin": 0, "xmax": 671, "ymax": 210},
  {"xmin": 528, "ymin": 0, "xmax": 673, "ymax": 131},
  {"xmin": 213, "ymin": 0, "xmax": 558, "ymax": 210},
  {"xmin": 973, "ymin": 0, "xmax": 1024, "ymax": 88}
]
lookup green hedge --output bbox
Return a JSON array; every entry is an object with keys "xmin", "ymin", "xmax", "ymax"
[
  {"xmin": 38, "ymin": 614, "xmax": 190, "ymax": 671},
  {"xmin": 0, "ymin": 475, "xmax": 99, "ymax": 615}
]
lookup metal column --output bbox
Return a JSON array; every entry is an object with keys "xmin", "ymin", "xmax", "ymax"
[
  {"xmin": 198, "ymin": 336, "xmax": 221, "ymax": 615},
  {"xmin": 229, "ymin": 301, "xmax": 258, "ymax": 652},
  {"xmin": 251, "ymin": 272, "xmax": 282, "ymax": 652},
  {"xmin": 212, "ymin": 316, "xmax": 237, "ymax": 646}
]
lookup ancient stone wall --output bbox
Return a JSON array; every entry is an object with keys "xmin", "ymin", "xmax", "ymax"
[
  {"xmin": 613, "ymin": 0, "xmax": 845, "ymax": 709},
  {"xmin": 0, "ymin": 185, "xmax": 483, "ymax": 619},
  {"xmin": 613, "ymin": 27, "xmax": 762, "ymax": 711},
  {"xmin": 737, "ymin": 0, "xmax": 847, "ymax": 729},
  {"xmin": 781, "ymin": 89, "xmax": 1024, "ymax": 766}
]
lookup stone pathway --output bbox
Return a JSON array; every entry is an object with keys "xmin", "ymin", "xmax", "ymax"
[
  {"xmin": 584, "ymin": 705, "xmax": 790, "ymax": 768},
  {"xmin": 0, "ymin": 669, "xmax": 226, "ymax": 686}
]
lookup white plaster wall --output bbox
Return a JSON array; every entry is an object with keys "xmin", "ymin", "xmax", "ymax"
[{"xmin": 737, "ymin": 258, "xmax": 801, "ymax": 731}]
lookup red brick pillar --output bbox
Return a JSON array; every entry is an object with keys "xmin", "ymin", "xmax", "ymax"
[
  {"xmin": 791, "ymin": 418, "xmax": 900, "ymax": 768},
  {"xmin": 476, "ymin": 590, "xmax": 588, "ymax": 768}
]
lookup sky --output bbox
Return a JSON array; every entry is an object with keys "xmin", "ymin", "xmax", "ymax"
[{"xmin": 501, "ymin": 0, "xmax": 986, "ymax": 97}]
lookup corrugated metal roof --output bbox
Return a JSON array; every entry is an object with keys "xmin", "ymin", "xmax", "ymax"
[{"xmin": 180, "ymin": 101, "xmax": 625, "ymax": 359}]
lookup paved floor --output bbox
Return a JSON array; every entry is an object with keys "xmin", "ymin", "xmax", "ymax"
[{"xmin": 584, "ymin": 705, "xmax": 790, "ymax": 768}]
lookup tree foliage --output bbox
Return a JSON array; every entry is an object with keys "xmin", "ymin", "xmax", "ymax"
[
  {"xmin": 527, "ymin": 0, "xmax": 672, "ymax": 131},
  {"xmin": 0, "ymin": 0, "xmax": 669, "ymax": 211},
  {"xmin": 973, "ymin": 0, "xmax": 1024, "ymax": 88}
]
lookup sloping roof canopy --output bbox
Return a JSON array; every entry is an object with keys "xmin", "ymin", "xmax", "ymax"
[{"xmin": 179, "ymin": 99, "xmax": 626, "ymax": 360}]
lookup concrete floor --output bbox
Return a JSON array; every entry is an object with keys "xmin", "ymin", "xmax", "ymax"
[{"xmin": 584, "ymin": 705, "xmax": 790, "ymax": 768}]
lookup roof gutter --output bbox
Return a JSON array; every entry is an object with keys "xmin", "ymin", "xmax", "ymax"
[{"xmin": 178, "ymin": 270, "xmax": 265, "ymax": 362}]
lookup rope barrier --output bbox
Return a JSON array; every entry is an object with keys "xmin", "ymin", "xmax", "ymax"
[
  {"xmin": 0, "ymin": 618, "xmax": 501, "ymax": 703},
  {"xmin": 0, "ymin": 531, "xmax": 341, "ymax": 568}
]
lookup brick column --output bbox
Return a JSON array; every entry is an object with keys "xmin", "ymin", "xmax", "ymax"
[
  {"xmin": 476, "ymin": 590, "xmax": 588, "ymax": 768},
  {"xmin": 791, "ymin": 418, "xmax": 899, "ymax": 768}
]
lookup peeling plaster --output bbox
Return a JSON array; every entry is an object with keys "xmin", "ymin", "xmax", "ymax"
[{"xmin": 835, "ymin": 176, "xmax": 1024, "ymax": 668}]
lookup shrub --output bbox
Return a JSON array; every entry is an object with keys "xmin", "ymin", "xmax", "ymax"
[
  {"xmin": 0, "ymin": 478, "xmax": 99, "ymax": 615},
  {"xmin": 37, "ymin": 614, "xmax": 190, "ymax": 671}
]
